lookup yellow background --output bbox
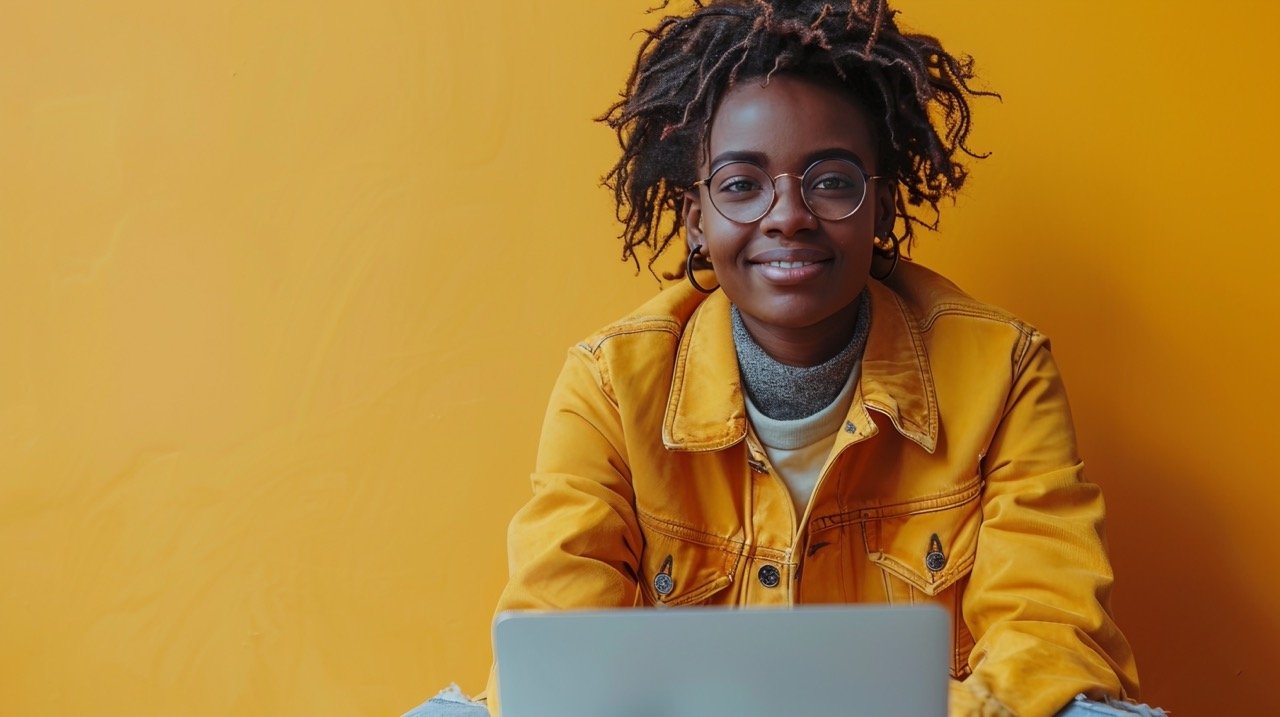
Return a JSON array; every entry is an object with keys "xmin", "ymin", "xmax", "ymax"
[{"xmin": 2, "ymin": 1, "xmax": 1277, "ymax": 714}]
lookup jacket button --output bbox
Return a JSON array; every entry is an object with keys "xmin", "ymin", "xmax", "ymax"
[
  {"xmin": 758, "ymin": 564, "xmax": 781, "ymax": 588},
  {"xmin": 925, "ymin": 551, "xmax": 946, "ymax": 572},
  {"xmin": 925, "ymin": 533, "xmax": 947, "ymax": 573},
  {"xmin": 653, "ymin": 572, "xmax": 674, "ymax": 596}
]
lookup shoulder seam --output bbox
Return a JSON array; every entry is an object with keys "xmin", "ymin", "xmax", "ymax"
[
  {"xmin": 918, "ymin": 302, "xmax": 1034, "ymax": 334},
  {"xmin": 577, "ymin": 317, "xmax": 682, "ymax": 353},
  {"xmin": 565, "ymin": 343, "xmax": 620, "ymax": 410},
  {"xmin": 1010, "ymin": 327, "xmax": 1046, "ymax": 379}
]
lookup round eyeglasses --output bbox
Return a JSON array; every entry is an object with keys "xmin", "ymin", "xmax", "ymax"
[{"xmin": 692, "ymin": 158, "xmax": 882, "ymax": 224}]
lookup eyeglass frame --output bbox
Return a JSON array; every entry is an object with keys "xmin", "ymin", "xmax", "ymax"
[{"xmin": 690, "ymin": 158, "xmax": 884, "ymax": 224}]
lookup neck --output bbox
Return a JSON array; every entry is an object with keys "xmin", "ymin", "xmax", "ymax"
[{"xmin": 738, "ymin": 296, "xmax": 865, "ymax": 367}]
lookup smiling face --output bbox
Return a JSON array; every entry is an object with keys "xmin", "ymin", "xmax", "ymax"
[{"xmin": 683, "ymin": 74, "xmax": 894, "ymax": 366}]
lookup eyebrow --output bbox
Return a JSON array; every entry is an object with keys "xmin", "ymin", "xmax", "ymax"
[{"xmin": 708, "ymin": 147, "xmax": 868, "ymax": 172}]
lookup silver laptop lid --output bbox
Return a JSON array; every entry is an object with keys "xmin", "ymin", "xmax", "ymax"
[{"xmin": 495, "ymin": 604, "xmax": 949, "ymax": 717}]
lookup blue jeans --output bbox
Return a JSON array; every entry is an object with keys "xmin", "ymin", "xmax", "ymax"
[{"xmin": 401, "ymin": 690, "xmax": 1168, "ymax": 717}]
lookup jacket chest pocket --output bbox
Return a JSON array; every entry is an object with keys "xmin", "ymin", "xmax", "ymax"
[
  {"xmin": 860, "ymin": 477, "xmax": 982, "ymax": 678},
  {"xmin": 638, "ymin": 513, "xmax": 740, "ymax": 607}
]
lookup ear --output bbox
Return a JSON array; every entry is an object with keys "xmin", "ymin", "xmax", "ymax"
[
  {"xmin": 873, "ymin": 180, "xmax": 896, "ymax": 238},
  {"xmin": 682, "ymin": 189, "xmax": 704, "ymax": 252}
]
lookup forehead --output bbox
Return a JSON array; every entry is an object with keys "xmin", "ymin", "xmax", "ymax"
[{"xmin": 706, "ymin": 74, "xmax": 877, "ymax": 169}]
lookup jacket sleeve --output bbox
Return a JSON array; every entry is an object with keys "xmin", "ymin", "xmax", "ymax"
[
  {"xmin": 957, "ymin": 332, "xmax": 1140, "ymax": 716},
  {"xmin": 485, "ymin": 347, "xmax": 644, "ymax": 716}
]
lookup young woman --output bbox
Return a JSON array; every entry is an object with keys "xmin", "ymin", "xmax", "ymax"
[{"xmin": 486, "ymin": 1, "xmax": 1141, "ymax": 715}]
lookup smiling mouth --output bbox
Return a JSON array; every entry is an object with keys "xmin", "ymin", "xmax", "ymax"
[
  {"xmin": 761, "ymin": 260, "xmax": 824, "ymax": 269},
  {"xmin": 751, "ymin": 257, "xmax": 830, "ymax": 286}
]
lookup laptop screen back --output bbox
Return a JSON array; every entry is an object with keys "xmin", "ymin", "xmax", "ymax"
[{"xmin": 494, "ymin": 604, "xmax": 949, "ymax": 717}]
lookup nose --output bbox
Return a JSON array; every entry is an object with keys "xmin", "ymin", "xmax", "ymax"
[{"xmin": 760, "ymin": 173, "xmax": 818, "ymax": 237}]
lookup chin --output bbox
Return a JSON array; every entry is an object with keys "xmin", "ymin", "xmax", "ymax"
[{"xmin": 752, "ymin": 303, "xmax": 843, "ymax": 331}]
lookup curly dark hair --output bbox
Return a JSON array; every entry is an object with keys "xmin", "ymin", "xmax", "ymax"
[{"xmin": 598, "ymin": 0, "xmax": 996, "ymax": 276}]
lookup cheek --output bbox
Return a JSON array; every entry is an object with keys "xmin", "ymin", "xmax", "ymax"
[
  {"xmin": 705, "ymin": 240, "xmax": 730, "ymax": 266},
  {"xmin": 839, "ymin": 216, "xmax": 878, "ymax": 252},
  {"xmin": 702, "ymin": 225, "xmax": 749, "ymax": 266}
]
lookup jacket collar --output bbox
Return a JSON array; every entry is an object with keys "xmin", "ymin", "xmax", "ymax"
[{"xmin": 661, "ymin": 280, "xmax": 938, "ymax": 454}]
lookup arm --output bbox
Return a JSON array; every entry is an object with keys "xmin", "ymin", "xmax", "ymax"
[
  {"xmin": 954, "ymin": 332, "xmax": 1140, "ymax": 717},
  {"xmin": 485, "ymin": 348, "xmax": 644, "ymax": 716}
]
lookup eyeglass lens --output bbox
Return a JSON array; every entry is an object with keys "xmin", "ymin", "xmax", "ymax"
[{"xmin": 706, "ymin": 158, "xmax": 868, "ymax": 223}]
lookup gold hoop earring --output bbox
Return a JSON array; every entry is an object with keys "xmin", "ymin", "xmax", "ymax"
[
  {"xmin": 871, "ymin": 233, "xmax": 900, "ymax": 281},
  {"xmin": 686, "ymin": 245, "xmax": 717, "ymax": 294}
]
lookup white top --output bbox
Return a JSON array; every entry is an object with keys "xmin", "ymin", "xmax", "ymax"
[{"xmin": 744, "ymin": 362, "xmax": 861, "ymax": 517}]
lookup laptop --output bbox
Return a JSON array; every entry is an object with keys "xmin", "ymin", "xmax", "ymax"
[{"xmin": 494, "ymin": 604, "xmax": 949, "ymax": 717}]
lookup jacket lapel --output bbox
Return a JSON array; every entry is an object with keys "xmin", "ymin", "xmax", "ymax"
[
  {"xmin": 860, "ymin": 279, "xmax": 939, "ymax": 454},
  {"xmin": 662, "ymin": 290, "xmax": 748, "ymax": 451}
]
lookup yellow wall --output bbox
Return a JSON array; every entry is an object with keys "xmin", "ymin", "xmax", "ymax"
[{"xmin": 2, "ymin": 2, "xmax": 1276, "ymax": 714}]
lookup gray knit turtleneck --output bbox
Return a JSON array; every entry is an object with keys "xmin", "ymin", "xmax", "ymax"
[{"xmin": 730, "ymin": 290, "xmax": 871, "ymax": 421}]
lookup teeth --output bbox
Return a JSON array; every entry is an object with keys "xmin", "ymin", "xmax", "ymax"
[{"xmin": 766, "ymin": 260, "xmax": 815, "ymax": 268}]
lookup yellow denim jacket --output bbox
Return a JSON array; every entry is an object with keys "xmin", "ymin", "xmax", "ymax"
[{"xmin": 487, "ymin": 262, "xmax": 1139, "ymax": 717}]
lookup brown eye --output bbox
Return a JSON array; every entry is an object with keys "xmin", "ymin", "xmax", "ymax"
[
  {"xmin": 718, "ymin": 176, "xmax": 763, "ymax": 194},
  {"xmin": 810, "ymin": 173, "xmax": 856, "ymax": 192},
  {"xmin": 710, "ymin": 162, "xmax": 771, "ymax": 209}
]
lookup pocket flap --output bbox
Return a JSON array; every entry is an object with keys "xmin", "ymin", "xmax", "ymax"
[
  {"xmin": 638, "ymin": 514, "xmax": 740, "ymax": 606},
  {"xmin": 863, "ymin": 479, "xmax": 982, "ymax": 596}
]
